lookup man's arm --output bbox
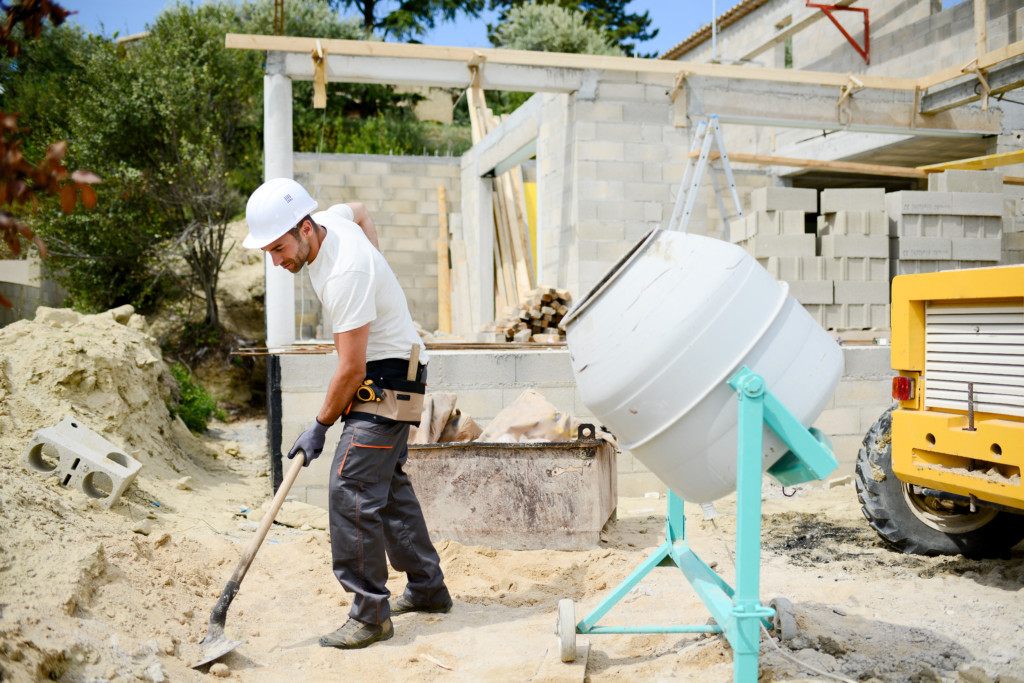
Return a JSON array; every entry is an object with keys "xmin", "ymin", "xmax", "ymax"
[
  {"xmin": 345, "ymin": 202, "xmax": 379, "ymax": 250},
  {"xmin": 317, "ymin": 323, "xmax": 370, "ymax": 425}
]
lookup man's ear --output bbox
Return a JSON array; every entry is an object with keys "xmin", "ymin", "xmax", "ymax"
[{"xmin": 299, "ymin": 217, "xmax": 314, "ymax": 236}]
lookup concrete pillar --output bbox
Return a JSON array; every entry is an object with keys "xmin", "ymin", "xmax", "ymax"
[
  {"xmin": 458, "ymin": 154, "xmax": 494, "ymax": 336},
  {"xmin": 263, "ymin": 51, "xmax": 296, "ymax": 348}
]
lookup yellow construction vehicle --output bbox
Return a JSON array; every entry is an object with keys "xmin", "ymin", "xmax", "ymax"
[{"xmin": 855, "ymin": 265, "xmax": 1024, "ymax": 557}]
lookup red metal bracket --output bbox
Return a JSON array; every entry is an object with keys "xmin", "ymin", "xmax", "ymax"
[{"xmin": 806, "ymin": 1, "xmax": 870, "ymax": 64}]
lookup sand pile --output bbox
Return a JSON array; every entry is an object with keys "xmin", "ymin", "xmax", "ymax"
[{"xmin": 0, "ymin": 305, "xmax": 236, "ymax": 681}]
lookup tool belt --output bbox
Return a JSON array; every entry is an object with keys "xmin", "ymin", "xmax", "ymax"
[{"xmin": 347, "ymin": 358, "xmax": 426, "ymax": 426}]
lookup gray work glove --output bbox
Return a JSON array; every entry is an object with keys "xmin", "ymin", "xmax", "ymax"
[{"xmin": 288, "ymin": 418, "xmax": 332, "ymax": 466}]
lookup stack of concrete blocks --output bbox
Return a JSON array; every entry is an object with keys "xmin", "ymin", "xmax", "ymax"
[
  {"xmin": 731, "ymin": 185, "xmax": 830, "ymax": 317},
  {"xmin": 886, "ymin": 170, "xmax": 1004, "ymax": 278},
  {"xmin": 815, "ymin": 188, "xmax": 890, "ymax": 331},
  {"xmin": 1004, "ymin": 182, "xmax": 1024, "ymax": 265}
]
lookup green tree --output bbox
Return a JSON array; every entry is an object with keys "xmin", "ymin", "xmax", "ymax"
[
  {"xmin": 328, "ymin": 0, "xmax": 485, "ymax": 40},
  {"xmin": 488, "ymin": 0, "xmax": 656, "ymax": 57},
  {"xmin": 490, "ymin": 3, "xmax": 622, "ymax": 55},
  {"xmin": 0, "ymin": 1, "xmax": 98, "ymax": 309}
]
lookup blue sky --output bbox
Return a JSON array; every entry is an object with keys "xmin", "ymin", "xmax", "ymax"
[{"xmin": 58, "ymin": 1, "xmax": 710, "ymax": 57}]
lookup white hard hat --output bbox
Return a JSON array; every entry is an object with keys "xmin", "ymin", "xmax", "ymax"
[{"xmin": 243, "ymin": 178, "xmax": 319, "ymax": 249}]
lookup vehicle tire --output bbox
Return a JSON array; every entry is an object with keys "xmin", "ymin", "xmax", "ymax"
[{"xmin": 854, "ymin": 406, "xmax": 1024, "ymax": 558}]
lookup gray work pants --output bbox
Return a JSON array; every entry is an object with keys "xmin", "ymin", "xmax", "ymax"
[{"xmin": 328, "ymin": 413, "xmax": 449, "ymax": 625}]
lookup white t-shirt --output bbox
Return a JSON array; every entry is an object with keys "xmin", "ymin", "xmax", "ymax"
[{"xmin": 305, "ymin": 205, "xmax": 428, "ymax": 365}]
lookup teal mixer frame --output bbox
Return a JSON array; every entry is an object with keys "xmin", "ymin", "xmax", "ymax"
[{"xmin": 557, "ymin": 366, "xmax": 839, "ymax": 681}]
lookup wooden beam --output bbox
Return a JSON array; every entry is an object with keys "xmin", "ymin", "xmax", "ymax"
[
  {"xmin": 975, "ymin": 0, "xmax": 987, "ymax": 61},
  {"xmin": 918, "ymin": 149, "xmax": 1024, "ymax": 172},
  {"xmin": 225, "ymin": 33, "xmax": 919, "ymax": 91},
  {"xmin": 696, "ymin": 151, "xmax": 928, "ymax": 178},
  {"xmin": 698, "ymin": 150, "xmax": 1024, "ymax": 184},
  {"xmin": 436, "ymin": 185, "xmax": 452, "ymax": 334}
]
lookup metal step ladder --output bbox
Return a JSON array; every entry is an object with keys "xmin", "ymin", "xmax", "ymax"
[{"xmin": 667, "ymin": 114, "xmax": 744, "ymax": 240}]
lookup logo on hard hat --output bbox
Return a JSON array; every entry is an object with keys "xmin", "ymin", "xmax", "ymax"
[{"xmin": 284, "ymin": 194, "xmax": 293, "ymax": 203}]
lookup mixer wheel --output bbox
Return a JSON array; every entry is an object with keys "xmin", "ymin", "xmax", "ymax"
[
  {"xmin": 557, "ymin": 599, "xmax": 576, "ymax": 662},
  {"xmin": 769, "ymin": 597, "xmax": 797, "ymax": 642}
]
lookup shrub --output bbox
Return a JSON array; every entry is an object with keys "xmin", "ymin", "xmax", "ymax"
[{"xmin": 168, "ymin": 362, "xmax": 225, "ymax": 433}]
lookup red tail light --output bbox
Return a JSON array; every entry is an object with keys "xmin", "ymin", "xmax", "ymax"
[{"xmin": 892, "ymin": 376, "xmax": 915, "ymax": 401}]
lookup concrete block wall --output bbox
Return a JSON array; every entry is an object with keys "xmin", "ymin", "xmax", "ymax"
[
  {"xmin": 557, "ymin": 72, "xmax": 691, "ymax": 300},
  {"xmin": 294, "ymin": 152, "xmax": 463, "ymax": 334},
  {"xmin": 277, "ymin": 346, "xmax": 893, "ymax": 505}
]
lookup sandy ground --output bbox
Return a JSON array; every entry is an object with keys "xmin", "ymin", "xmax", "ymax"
[
  {"xmin": 2, "ymin": 413, "xmax": 1023, "ymax": 683},
  {"xmin": 1, "ymin": 304, "xmax": 1023, "ymax": 682}
]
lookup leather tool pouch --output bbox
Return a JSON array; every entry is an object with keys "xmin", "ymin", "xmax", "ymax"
[{"xmin": 348, "ymin": 377, "xmax": 425, "ymax": 426}]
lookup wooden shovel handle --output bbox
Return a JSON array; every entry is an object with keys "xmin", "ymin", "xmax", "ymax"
[{"xmin": 227, "ymin": 454, "xmax": 305, "ymax": 586}]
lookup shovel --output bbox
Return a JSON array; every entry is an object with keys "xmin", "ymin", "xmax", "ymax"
[{"xmin": 193, "ymin": 453, "xmax": 306, "ymax": 668}]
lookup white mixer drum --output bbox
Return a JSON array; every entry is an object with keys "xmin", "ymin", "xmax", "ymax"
[{"xmin": 562, "ymin": 229, "xmax": 843, "ymax": 503}]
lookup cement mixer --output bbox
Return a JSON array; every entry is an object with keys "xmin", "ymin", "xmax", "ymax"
[
  {"xmin": 561, "ymin": 228, "xmax": 843, "ymax": 502},
  {"xmin": 556, "ymin": 222, "xmax": 843, "ymax": 680}
]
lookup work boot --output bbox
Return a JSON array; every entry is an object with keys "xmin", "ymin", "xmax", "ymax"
[
  {"xmin": 389, "ymin": 594, "xmax": 454, "ymax": 616},
  {"xmin": 319, "ymin": 618, "xmax": 393, "ymax": 649}
]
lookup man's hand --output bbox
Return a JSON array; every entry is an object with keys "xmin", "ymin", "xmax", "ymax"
[{"xmin": 288, "ymin": 418, "xmax": 333, "ymax": 466}]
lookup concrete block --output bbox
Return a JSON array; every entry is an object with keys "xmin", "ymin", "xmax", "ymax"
[
  {"xmin": 779, "ymin": 210, "xmax": 806, "ymax": 235},
  {"xmin": 898, "ymin": 237, "xmax": 953, "ymax": 260},
  {"xmin": 513, "ymin": 350, "xmax": 574, "ymax": 385},
  {"xmin": 868, "ymin": 211, "xmax": 888, "ymax": 236},
  {"xmin": 741, "ymin": 211, "xmax": 778, "ymax": 238},
  {"xmin": 963, "ymin": 215, "xmax": 1003, "ymax": 239},
  {"xmin": 786, "ymin": 279, "xmax": 834, "ymax": 305},
  {"xmin": 743, "ymin": 234, "xmax": 816, "ymax": 258},
  {"xmin": 887, "ymin": 190, "xmax": 953, "ymax": 215},
  {"xmin": 835, "ymin": 378, "xmax": 893, "ymax": 407},
  {"xmin": 927, "ymin": 170, "xmax": 1003, "ymax": 194},
  {"xmin": 820, "ymin": 188, "xmax": 886, "ymax": 213},
  {"xmin": 951, "ymin": 192, "xmax": 1004, "ymax": 216},
  {"xmin": 23, "ymin": 416, "xmax": 142, "ymax": 508},
  {"xmin": 833, "ymin": 256, "xmax": 889, "ymax": 282},
  {"xmin": 842, "ymin": 346, "xmax": 892, "ymax": 379},
  {"xmin": 834, "ymin": 280, "xmax": 890, "ymax": 305},
  {"xmin": 894, "ymin": 259, "xmax": 949, "ymax": 276},
  {"xmin": 951, "ymin": 237, "xmax": 1002, "ymax": 261},
  {"xmin": 438, "ymin": 351, "xmax": 517, "ymax": 387},
  {"xmin": 729, "ymin": 216, "xmax": 749, "ymax": 243},
  {"xmin": 750, "ymin": 186, "xmax": 816, "ymax": 212},
  {"xmin": 820, "ymin": 235, "xmax": 889, "ymax": 258}
]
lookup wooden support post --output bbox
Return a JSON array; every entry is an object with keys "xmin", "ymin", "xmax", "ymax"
[
  {"xmin": 975, "ymin": 0, "xmax": 987, "ymax": 61},
  {"xmin": 436, "ymin": 185, "xmax": 452, "ymax": 334}
]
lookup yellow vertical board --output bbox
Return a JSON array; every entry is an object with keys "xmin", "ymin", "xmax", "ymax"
[{"xmin": 523, "ymin": 181, "xmax": 538, "ymax": 274}]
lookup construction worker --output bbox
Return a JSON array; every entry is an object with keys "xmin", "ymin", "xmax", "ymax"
[{"xmin": 244, "ymin": 178, "xmax": 453, "ymax": 649}]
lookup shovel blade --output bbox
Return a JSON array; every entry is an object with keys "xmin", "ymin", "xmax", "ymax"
[{"xmin": 193, "ymin": 628, "xmax": 243, "ymax": 669}]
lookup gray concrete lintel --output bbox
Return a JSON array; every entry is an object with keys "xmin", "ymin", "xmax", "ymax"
[
  {"xmin": 921, "ymin": 57, "xmax": 1024, "ymax": 115},
  {"xmin": 280, "ymin": 52, "xmax": 585, "ymax": 93},
  {"xmin": 684, "ymin": 75, "xmax": 1000, "ymax": 137}
]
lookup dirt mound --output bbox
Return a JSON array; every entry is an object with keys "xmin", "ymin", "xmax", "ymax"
[{"xmin": 0, "ymin": 305, "xmax": 235, "ymax": 681}]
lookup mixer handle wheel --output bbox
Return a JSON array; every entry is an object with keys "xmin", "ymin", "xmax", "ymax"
[
  {"xmin": 769, "ymin": 597, "xmax": 797, "ymax": 642},
  {"xmin": 557, "ymin": 598, "xmax": 577, "ymax": 662}
]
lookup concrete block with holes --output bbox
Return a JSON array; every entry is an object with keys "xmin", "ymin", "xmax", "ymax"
[{"xmin": 23, "ymin": 416, "xmax": 142, "ymax": 508}]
